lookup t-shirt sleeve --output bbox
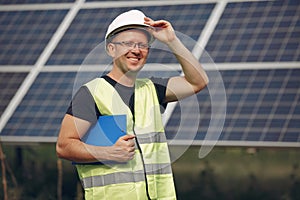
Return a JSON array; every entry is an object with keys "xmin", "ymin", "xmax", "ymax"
[
  {"xmin": 150, "ymin": 77, "xmax": 169, "ymax": 112},
  {"xmin": 66, "ymin": 86, "xmax": 99, "ymax": 124}
]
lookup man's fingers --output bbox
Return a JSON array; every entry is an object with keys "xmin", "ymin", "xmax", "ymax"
[
  {"xmin": 120, "ymin": 134, "xmax": 135, "ymax": 141},
  {"xmin": 145, "ymin": 17, "xmax": 169, "ymax": 28},
  {"xmin": 144, "ymin": 16, "xmax": 153, "ymax": 25}
]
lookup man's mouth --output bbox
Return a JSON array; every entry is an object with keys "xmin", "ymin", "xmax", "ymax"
[{"xmin": 127, "ymin": 57, "xmax": 140, "ymax": 62}]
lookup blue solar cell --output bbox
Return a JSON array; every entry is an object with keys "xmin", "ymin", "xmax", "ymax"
[
  {"xmin": 246, "ymin": 131, "xmax": 261, "ymax": 141},
  {"xmin": 264, "ymin": 131, "xmax": 281, "ymax": 142},
  {"xmin": 252, "ymin": 81, "xmax": 266, "ymax": 89},
  {"xmin": 227, "ymin": 131, "xmax": 243, "ymax": 141},
  {"xmin": 287, "ymin": 119, "xmax": 300, "ymax": 129},
  {"xmin": 286, "ymin": 80, "xmax": 300, "ymax": 89},
  {"xmin": 282, "ymin": 132, "xmax": 300, "ymax": 142},
  {"xmin": 239, "ymin": 105, "xmax": 255, "ymax": 113},
  {"xmin": 245, "ymin": 93, "xmax": 261, "ymax": 101},
  {"xmin": 280, "ymin": 93, "xmax": 297, "ymax": 103},
  {"xmin": 0, "ymin": 72, "xmax": 27, "ymax": 115},
  {"xmin": 268, "ymin": 81, "xmax": 284, "ymax": 89},
  {"xmin": 261, "ymin": 93, "xmax": 278, "ymax": 102},
  {"xmin": 269, "ymin": 119, "xmax": 286, "ymax": 128},
  {"xmin": 252, "ymin": 118, "xmax": 268, "ymax": 128},
  {"xmin": 292, "ymin": 105, "xmax": 300, "ymax": 115},
  {"xmin": 234, "ymin": 118, "xmax": 249, "ymax": 128},
  {"xmin": 256, "ymin": 105, "xmax": 273, "ymax": 115}
]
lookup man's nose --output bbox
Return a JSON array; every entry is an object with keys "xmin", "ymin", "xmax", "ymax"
[{"xmin": 130, "ymin": 44, "xmax": 141, "ymax": 52}]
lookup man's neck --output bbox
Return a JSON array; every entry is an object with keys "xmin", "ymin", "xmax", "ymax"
[{"xmin": 106, "ymin": 71, "xmax": 137, "ymax": 87}]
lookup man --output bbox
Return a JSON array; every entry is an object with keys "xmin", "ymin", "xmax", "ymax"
[{"xmin": 56, "ymin": 10, "xmax": 208, "ymax": 199}]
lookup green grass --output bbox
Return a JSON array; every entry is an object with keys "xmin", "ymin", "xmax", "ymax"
[{"xmin": 1, "ymin": 144, "xmax": 300, "ymax": 199}]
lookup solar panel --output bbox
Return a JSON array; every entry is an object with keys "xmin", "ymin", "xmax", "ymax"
[
  {"xmin": 204, "ymin": 0, "xmax": 300, "ymax": 63},
  {"xmin": 0, "ymin": 1, "xmax": 299, "ymax": 148},
  {"xmin": 1, "ymin": 72, "xmax": 75, "ymax": 139},
  {"xmin": 46, "ymin": 4, "xmax": 214, "ymax": 65},
  {"xmin": 0, "ymin": 10, "xmax": 67, "ymax": 65},
  {"xmin": 1, "ymin": 68, "xmax": 299, "ymax": 147},
  {"xmin": 166, "ymin": 68, "xmax": 300, "ymax": 146}
]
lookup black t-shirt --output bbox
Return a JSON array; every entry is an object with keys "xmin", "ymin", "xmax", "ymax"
[{"xmin": 67, "ymin": 75, "xmax": 169, "ymax": 124}]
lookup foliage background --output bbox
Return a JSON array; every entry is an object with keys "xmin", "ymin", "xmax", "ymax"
[{"xmin": 1, "ymin": 144, "xmax": 300, "ymax": 200}]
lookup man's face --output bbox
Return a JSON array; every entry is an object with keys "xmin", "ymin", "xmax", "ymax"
[{"xmin": 108, "ymin": 29, "xmax": 150, "ymax": 73}]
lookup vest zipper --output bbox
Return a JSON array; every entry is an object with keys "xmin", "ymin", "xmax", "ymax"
[{"xmin": 132, "ymin": 116, "xmax": 151, "ymax": 200}]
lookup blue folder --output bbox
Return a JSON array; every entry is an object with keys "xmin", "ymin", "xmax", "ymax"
[
  {"xmin": 82, "ymin": 115, "xmax": 127, "ymax": 146},
  {"xmin": 73, "ymin": 115, "xmax": 127, "ymax": 165}
]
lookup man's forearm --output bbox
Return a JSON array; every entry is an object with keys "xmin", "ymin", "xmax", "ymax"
[{"xmin": 167, "ymin": 37, "xmax": 209, "ymax": 92}]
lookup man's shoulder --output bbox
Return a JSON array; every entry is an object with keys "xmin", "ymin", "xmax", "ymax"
[
  {"xmin": 85, "ymin": 77, "xmax": 103, "ymax": 85},
  {"xmin": 84, "ymin": 77, "xmax": 107, "ymax": 90}
]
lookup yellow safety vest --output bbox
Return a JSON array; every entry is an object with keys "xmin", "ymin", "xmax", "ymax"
[{"xmin": 76, "ymin": 78, "xmax": 177, "ymax": 200}]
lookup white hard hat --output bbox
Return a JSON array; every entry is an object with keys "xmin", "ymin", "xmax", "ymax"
[{"xmin": 105, "ymin": 10, "xmax": 154, "ymax": 43}]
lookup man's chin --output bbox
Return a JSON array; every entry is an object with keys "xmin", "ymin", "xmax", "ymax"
[{"xmin": 128, "ymin": 65, "xmax": 144, "ymax": 73}]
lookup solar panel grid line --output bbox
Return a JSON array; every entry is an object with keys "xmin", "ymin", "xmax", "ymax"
[
  {"xmin": 259, "ymin": 2, "xmax": 285, "ymax": 62},
  {"xmin": 234, "ymin": 70, "xmax": 259, "ymax": 141},
  {"xmin": 242, "ymin": 70, "xmax": 274, "ymax": 140},
  {"xmin": 227, "ymin": 1, "xmax": 256, "ymax": 62},
  {"xmin": 242, "ymin": 2, "xmax": 272, "ymax": 62},
  {"xmin": 250, "ymin": 71, "xmax": 276, "ymax": 137},
  {"xmin": 247, "ymin": 2, "xmax": 272, "ymax": 62},
  {"xmin": 277, "ymin": 9, "xmax": 299, "ymax": 61},
  {"xmin": 278, "ymin": 81, "xmax": 300, "ymax": 142},
  {"xmin": 236, "ymin": 69, "xmax": 298, "ymax": 143},
  {"xmin": 221, "ymin": 70, "xmax": 243, "ymax": 140},
  {"xmin": 227, "ymin": 70, "xmax": 256, "ymax": 140},
  {"xmin": 258, "ymin": 69, "xmax": 291, "ymax": 141},
  {"xmin": 267, "ymin": 1, "xmax": 297, "ymax": 61}
]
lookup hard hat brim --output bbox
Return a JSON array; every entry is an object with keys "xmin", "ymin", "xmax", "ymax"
[{"xmin": 105, "ymin": 24, "xmax": 155, "ymax": 44}]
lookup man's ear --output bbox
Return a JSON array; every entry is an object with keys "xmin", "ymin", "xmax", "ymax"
[{"xmin": 106, "ymin": 43, "xmax": 115, "ymax": 57}]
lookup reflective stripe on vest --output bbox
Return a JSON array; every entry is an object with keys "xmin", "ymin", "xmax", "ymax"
[
  {"xmin": 82, "ymin": 164, "xmax": 172, "ymax": 188},
  {"xmin": 76, "ymin": 78, "xmax": 176, "ymax": 200}
]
